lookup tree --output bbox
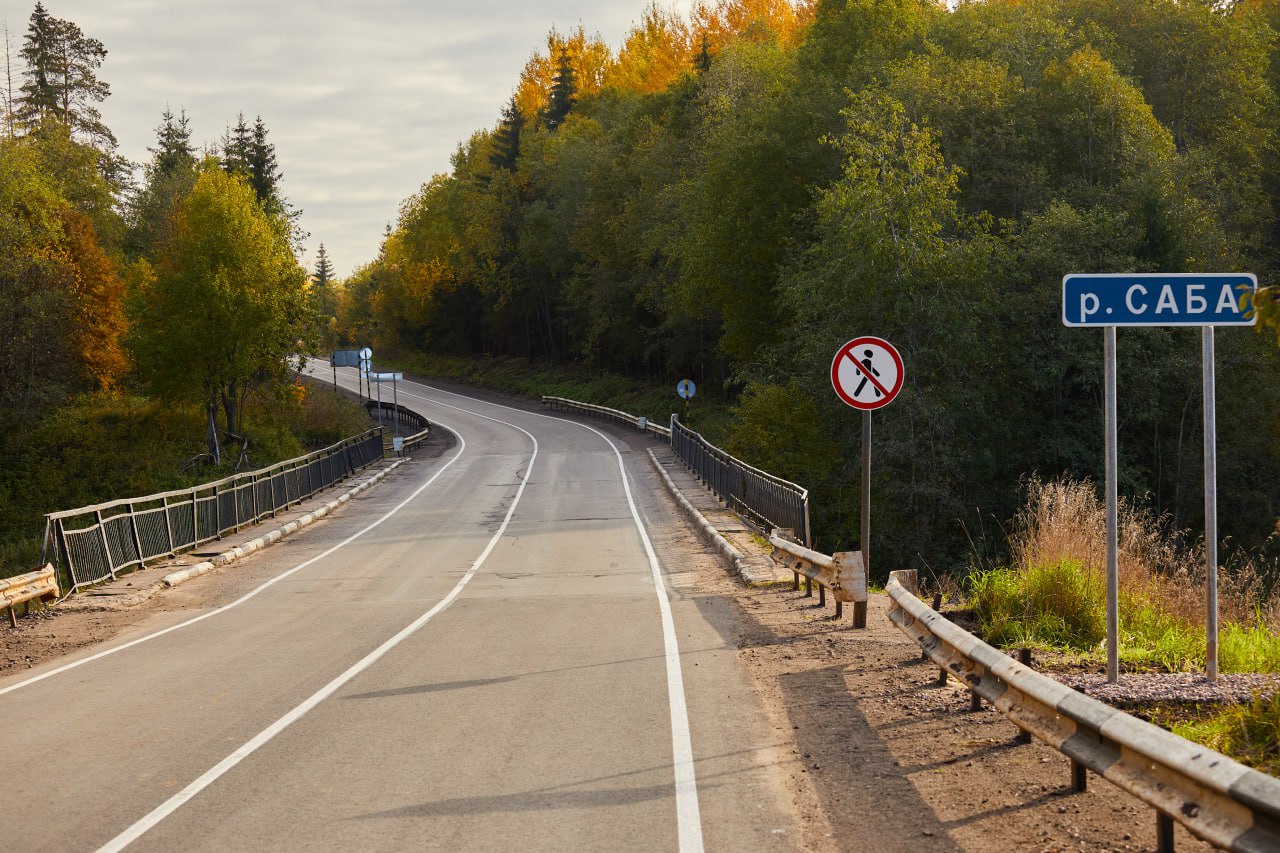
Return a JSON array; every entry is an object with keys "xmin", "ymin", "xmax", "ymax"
[
  {"xmin": 489, "ymin": 96, "xmax": 525, "ymax": 171},
  {"xmin": 542, "ymin": 51, "xmax": 577, "ymax": 130},
  {"xmin": 129, "ymin": 166, "xmax": 308, "ymax": 464},
  {"xmin": 16, "ymin": 2, "xmax": 114, "ymax": 148},
  {"xmin": 149, "ymin": 106, "xmax": 194, "ymax": 179},
  {"xmin": 220, "ymin": 113, "xmax": 252, "ymax": 177},
  {"xmin": 125, "ymin": 107, "xmax": 198, "ymax": 259}
]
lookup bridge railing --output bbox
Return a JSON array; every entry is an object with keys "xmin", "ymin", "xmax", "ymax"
[
  {"xmin": 365, "ymin": 400, "xmax": 431, "ymax": 452},
  {"xmin": 540, "ymin": 396, "xmax": 810, "ymax": 546},
  {"xmin": 42, "ymin": 428, "xmax": 386, "ymax": 593},
  {"xmin": 887, "ymin": 568, "xmax": 1280, "ymax": 851},
  {"xmin": 670, "ymin": 416, "xmax": 810, "ymax": 547}
]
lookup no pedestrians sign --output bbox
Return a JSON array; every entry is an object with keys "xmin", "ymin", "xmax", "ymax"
[{"xmin": 831, "ymin": 337, "xmax": 904, "ymax": 411}]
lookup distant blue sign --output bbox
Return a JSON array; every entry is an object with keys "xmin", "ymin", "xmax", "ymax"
[
  {"xmin": 1062, "ymin": 274, "xmax": 1256, "ymax": 327},
  {"xmin": 677, "ymin": 379, "xmax": 696, "ymax": 400}
]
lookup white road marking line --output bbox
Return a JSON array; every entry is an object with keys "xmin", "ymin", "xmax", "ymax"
[
  {"xmin": 0, "ymin": 417, "xmax": 467, "ymax": 698},
  {"xmin": 97, "ymin": 416, "xmax": 539, "ymax": 853},
  {"xmin": 387, "ymin": 376, "xmax": 705, "ymax": 853}
]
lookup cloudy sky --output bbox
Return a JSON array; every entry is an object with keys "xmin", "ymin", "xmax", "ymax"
[{"xmin": 1, "ymin": 0, "xmax": 696, "ymax": 276}]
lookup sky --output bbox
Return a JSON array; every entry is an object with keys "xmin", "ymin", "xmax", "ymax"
[{"xmin": 1, "ymin": 0, "xmax": 696, "ymax": 277}]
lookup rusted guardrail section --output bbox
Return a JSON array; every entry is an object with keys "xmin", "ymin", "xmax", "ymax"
[
  {"xmin": 540, "ymin": 396, "xmax": 671, "ymax": 439},
  {"xmin": 769, "ymin": 532, "xmax": 866, "ymax": 627},
  {"xmin": 886, "ymin": 568, "xmax": 1280, "ymax": 852},
  {"xmin": 0, "ymin": 565, "xmax": 59, "ymax": 626}
]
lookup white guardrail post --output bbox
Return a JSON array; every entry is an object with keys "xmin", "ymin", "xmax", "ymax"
[{"xmin": 886, "ymin": 568, "xmax": 1280, "ymax": 852}]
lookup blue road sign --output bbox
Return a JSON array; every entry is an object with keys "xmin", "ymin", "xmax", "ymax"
[
  {"xmin": 1062, "ymin": 274, "xmax": 1256, "ymax": 327},
  {"xmin": 677, "ymin": 379, "xmax": 696, "ymax": 400}
]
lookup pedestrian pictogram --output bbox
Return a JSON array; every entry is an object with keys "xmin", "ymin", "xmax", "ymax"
[{"xmin": 831, "ymin": 337, "xmax": 903, "ymax": 411}]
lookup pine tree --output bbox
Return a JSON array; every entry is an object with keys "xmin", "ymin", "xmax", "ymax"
[
  {"xmin": 148, "ymin": 107, "xmax": 194, "ymax": 180},
  {"xmin": 541, "ymin": 52, "xmax": 576, "ymax": 131},
  {"xmin": 312, "ymin": 242, "xmax": 334, "ymax": 312},
  {"xmin": 220, "ymin": 113, "xmax": 252, "ymax": 177},
  {"xmin": 16, "ymin": 2, "xmax": 114, "ymax": 147},
  {"xmin": 248, "ymin": 116, "xmax": 283, "ymax": 210},
  {"xmin": 489, "ymin": 96, "xmax": 524, "ymax": 171}
]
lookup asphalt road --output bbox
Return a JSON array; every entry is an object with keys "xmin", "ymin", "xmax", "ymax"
[{"xmin": 0, "ymin": 366, "xmax": 799, "ymax": 851}]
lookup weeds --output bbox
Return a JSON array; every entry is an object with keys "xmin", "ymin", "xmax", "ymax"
[
  {"xmin": 968, "ymin": 476, "xmax": 1280, "ymax": 672},
  {"xmin": 1172, "ymin": 693, "xmax": 1280, "ymax": 776}
]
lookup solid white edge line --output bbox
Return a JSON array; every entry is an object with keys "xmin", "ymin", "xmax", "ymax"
[
  {"xmin": 378, "ymin": 373, "xmax": 704, "ymax": 853},
  {"xmin": 97, "ymin": 414, "xmax": 539, "ymax": 853},
  {"xmin": 0, "ymin": 417, "xmax": 467, "ymax": 699}
]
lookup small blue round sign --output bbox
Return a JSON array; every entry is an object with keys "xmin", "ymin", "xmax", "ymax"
[{"xmin": 677, "ymin": 379, "xmax": 696, "ymax": 400}]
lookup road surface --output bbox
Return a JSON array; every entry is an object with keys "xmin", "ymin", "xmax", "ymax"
[{"xmin": 0, "ymin": 366, "xmax": 799, "ymax": 851}]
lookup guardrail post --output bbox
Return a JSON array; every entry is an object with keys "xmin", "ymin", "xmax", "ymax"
[
  {"xmin": 1015, "ymin": 648, "xmax": 1034, "ymax": 744},
  {"xmin": 804, "ymin": 575, "xmax": 812, "ymax": 597},
  {"xmin": 1157, "ymin": 812, "xmax": 1175, "ymax": 853},
  {"xmin": 1071, "ymin": 759, "xmax": 1087, "ymax": 792},
  {"xmin": 818, "ymin": 583, "xmax": 826, "ymax": 608}
]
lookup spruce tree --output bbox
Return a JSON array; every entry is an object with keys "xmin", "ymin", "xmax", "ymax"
[
  {"xmin": 694, "ymin": 35, "xmax": 712, "ymax": 74},
  {"xmin": 248, "ymin": 116, "xmax": 283, "ymax": 210},
  {"xmin": 541, "ymin": 52, "xmax": 576, "ymax": 131},
  {"xmin": 149, "ymin": 107, "xmax": 194, "ymax": 180},
  {"xmin": 220, "ymin": 113, "xmax": 252, "ymax": 177},
  {"xmin": 312, "ymin": 243, "xmax": 334, "ymax": 313},
  {"xmin": 489, "ymin": 96, "xmax": 524, "ymax": 171}
]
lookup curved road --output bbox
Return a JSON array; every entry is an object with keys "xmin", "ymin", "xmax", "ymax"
[{"xmin": 0, "ymin": 367, "xmax": 798, "ymax": 851}]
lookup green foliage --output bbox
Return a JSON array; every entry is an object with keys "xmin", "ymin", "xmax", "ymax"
[
  {"xmin": 339, "ymin": 0, "xmax": 1280, "ymax": 573},
  {"xmin": 1173, "ymin": 692, "xmax": 1280, "ymax": 777},
  {"xmin": 968, "ymin": 561, "xmax": 1107, "ymax": 650},
  {"xmin": 128, "ymin": 165, "xmax": 309, "ymax": 458}
]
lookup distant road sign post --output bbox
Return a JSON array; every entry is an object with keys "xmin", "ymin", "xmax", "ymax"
[
  {"xmin": 677, "ymin": 379, "xmax": 696, "ymax": 423},
  {"xmin": 831, "ymin": 337, "xmax": 905, "ymax": 588},
  {"xmin": 1063, "ymin": 273, "xmax": 1257, "ymax": 684}
]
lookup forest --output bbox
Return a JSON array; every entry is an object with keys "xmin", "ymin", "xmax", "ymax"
[
  {"xmin": 332, "ymin": 0, "xmax": 1280, "ymax": 575},
  {"xmin": 0, "ymin": 3, "xmax": 341, "ymax": 569}
]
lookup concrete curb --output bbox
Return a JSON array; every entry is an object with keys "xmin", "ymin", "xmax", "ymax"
[
  {"xmin": 160, "ymin": 459, "xmax": 407, "ymax": 589},
  {"xmin": 647, "ymin": 449, "xmax": 755, "ymax": 579}
]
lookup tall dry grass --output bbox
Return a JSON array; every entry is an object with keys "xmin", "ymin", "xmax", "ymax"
[{"xmin": 1010, "ymin": 477, "xmax": 1280, "ymax": 632}]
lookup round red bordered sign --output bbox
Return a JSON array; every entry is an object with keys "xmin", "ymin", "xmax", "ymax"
[{"xmin": 831, "ymin": 337, "xmax": 904, "ymax": 411}]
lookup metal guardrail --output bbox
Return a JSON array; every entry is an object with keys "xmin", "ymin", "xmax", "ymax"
[
  {"xmin": 769, "ymin": 532, "xmax": 867, "ymax": 626},
  {"xmin": 1, "ymin": 564, "xmax": 59, "ymax": 626},
  {"xmin": 670, "ymin": 416, "xmax": 811, "ymax": 546},
  {"xmin": 540, "ymin": 396, "xmax": 670, "ymax": 438},
  {"xmin": 886, "ymin": 568, "xmax": 1280, "ymax": 852},
  {"xmin": 540, "ymin": 396, "xmax": 810, "ymax": 546},
  {"xmin": 42, "ymin": 429, "xmax": 386, "ymax": 593},
  {"xmin": 365, "ymin": 400, "xmax": 431, "ymax": 453}
]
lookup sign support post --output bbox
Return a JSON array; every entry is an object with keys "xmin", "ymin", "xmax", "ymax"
[
  {"xmin": 1064, "ymin": 273, "xmax": 1255, "ymax": 684},
  {"xmin": 861, "ymin": 410, "xmax": 872, "ymax": 580},
  {"xmin": 1104, "ymin": 326, "xmax": 1119, "ymax": 683},
  {"xmin": 1204, "ymin": 327, "xmax": 1219, "ymax": 681},
  {"xmin": 831, "ymin": 336, "xmax": 904, "ymax": 602}
]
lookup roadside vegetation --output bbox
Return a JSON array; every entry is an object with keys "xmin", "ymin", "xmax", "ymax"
[
  {"xmin": 0, "ymin": 4, "xmax": 360, "ymax": 577},
  {"xmin": 329, "ymin": 0, "xmax": 1280, "ymax": 580},
  {"xmin": 967, "ymin": 477, "xmax": 1280, "ymax": 673}
]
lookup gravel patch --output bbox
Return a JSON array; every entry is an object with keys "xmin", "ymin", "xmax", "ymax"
[{"xmin": 1053, "ymin": 671, "xmax": 1280, "ymax": 705}]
